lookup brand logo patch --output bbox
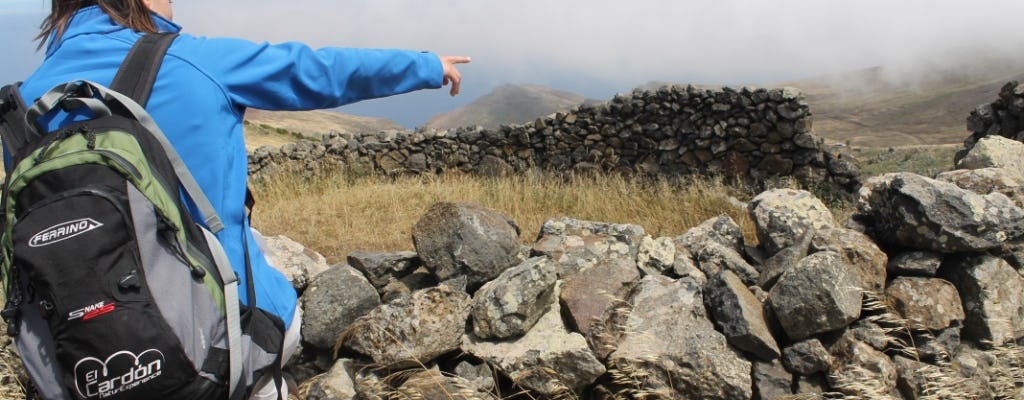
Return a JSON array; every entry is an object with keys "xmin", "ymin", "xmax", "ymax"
[
  {"xmin": 74, "ymin": 349, "xmax": 164, "ymax": 399},
  {"xmin": 29, "ymin": 218, "xmax": 103, "ymax": 247},
  {"xmin": 68, "ymin": 301, "xmax": 116, "ymax": 321}
]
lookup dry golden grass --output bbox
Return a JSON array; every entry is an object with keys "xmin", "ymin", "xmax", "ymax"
[{"xmin": 249, "ymin": 169, "xmax": 758, "ymax": 264}]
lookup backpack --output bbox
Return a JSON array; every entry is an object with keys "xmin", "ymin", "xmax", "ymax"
[{"xmin": 0, "ymin": 33, "xmax": 285, "ymax": 399}]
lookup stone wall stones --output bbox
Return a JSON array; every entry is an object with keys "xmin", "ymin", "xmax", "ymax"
[{"xmin": 249, "ymin": 85, "xmax": 862, "ymax": 194}]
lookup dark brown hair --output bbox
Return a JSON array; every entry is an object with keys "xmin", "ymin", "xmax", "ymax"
[{"xmin": 37, "ymin": 0, "xmax": 157, "ymax": 50}]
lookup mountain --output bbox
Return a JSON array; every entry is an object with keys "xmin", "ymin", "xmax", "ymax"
[
  {"xmin": 778, "ymin": 64, "xmax": 1024, "ymax": 148},
  {"xmin": 243, "ymin": 109, "xmax": 403, "ymax": 150},
  {"xmin": 424, "ymin": 84, "xmax": 594, "ymax": 130}
]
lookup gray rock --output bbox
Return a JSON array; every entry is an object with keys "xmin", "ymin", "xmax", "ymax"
[
  {"xmin": 758, "ymin": 232, "xmax": 812, "ymax": 290},
  {"xmin": 828, "ymin": 332, "xmax": 898, "ymax": 398},
  {"xmin": 942, "ymin": 255, "xmax": 1024, "ymax": 346},
  {"xmin": 794, "ymin": 374, "xmax": 830, "ymax": 397},
  {"xmin": 533, "ymin": 217, "xmax": 645, "ymax": 276},
  {"xmin": 380, "ymin": 267, "xmax": 436, "ymax": 303},
  {"xmin": 887, "ymin": 251, "xmax": 943, "ymax": 277},
  {"xmin": 608, "ymin": 275, "xmax": 752, "ymax": 400},
  {"xmin": 261, "ymin": 233, "xmax": 331, "ymax": 292},
  {"xmin": 753, "ymin": 359, "xmax": 794, "ymax": 400},
  {"xmin": 848, "ymin": 318, "xmax": 890, "ymax": 353},
  {"xmin": 782, "ymin": 339, "xmax": 832, "ymax": 376},
  {"xmin": 342, "ymin": 279, "xmax": 472, "ymax": 368},
  {"xmin": 304, "ymin": 359, "xmax": 357, "ymax": 400},
  {"xmin": 671, "ymin": 243, "xmax": 707, "ymax": 285},
  {"xmin": 749, "ymin": 189, "xmax": 836, "ymax": 255},
  {"xmin": 636, "ymin": 235, "xmax": 675, "ymax": 276},
  {"xmin": 301, "ymin": 264, "xmax": 381, "ymax": 350},
  {"xmin": 412, "ymin": 202, "xmax": 521, "ymax": 289},
  {"xmin": 915, "ymin": 322, "xmax": 962, "ymax": 363},
  {"xmin": 886, "ymin": 277, "xmax": 964, "ymax": 331},
  {"xmin": 453, "ymin": 361, "xmax": 496, "ymax": 392},
  {"xmin": 809, "ymin": 227, "xmax": 888, "ymax": 292},
  {"xmin": 560, "ymin": 257, "xmax": 640, "ymax": 339},
  {"xmin": 892, "ymin": 356, "xmax": 930, "ymax": 400},
  {"xmin": 768, "ymin": 251, "xmax": 862, "ymax": 341},
  {"xmin": 955, "ymin": 135, "xmax": 1024, "ymax": 172},
  {"xmin": 704, "ymin": 270, "xmax": 781, "ymax": 361},
  {"xmin": 938, "ymin": 167, "xmax": 1024, "ymax": 208},
  {"xmin": 471, "ymin": 257, "xmax": 558, "ymax": 339},
  {"xmin": 462, "ymin": 282, "xmax": 606, "ymax": 396},
  {"xmin": 696, "ymin": 241, "xmax": 761, "ymax": 286},
  {"xmin": 855, "ymin": 172, "xmax": 1024, "ymax": 253},
  {"xmin": 346, "ymin": 250, "xmax": 419, "ymax": 291},
  {"xmin": 676, "ymin": 214, "xmax": 747, "ymax": 255}
]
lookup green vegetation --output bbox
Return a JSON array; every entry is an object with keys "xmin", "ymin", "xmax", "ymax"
[{"xmin": 852, "ymin": 144, "xmax": 959, "ymax": 178}]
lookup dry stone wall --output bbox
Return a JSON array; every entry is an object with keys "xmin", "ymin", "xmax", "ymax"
[
  {"xmin": 965, "ymin": 80, "xmax": 1024, "ymax": 147},
  {"xmin": 248, "ymin": 85, "xmax": 862, "ymax": 194}
]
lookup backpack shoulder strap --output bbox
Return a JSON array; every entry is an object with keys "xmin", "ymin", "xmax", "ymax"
[
  {"xmin": 109, "ymin": 33, "xmax": 247, "ymax": 398},
  {"xmin": 0, "ymin": 33, "xmax": 176, "ymax": 158},
  {"xmin": 0, "ymin": 83, "xmax": 40, "ymax": 159},
  {"xmin": 111, "ymin": 32, "xmax": 178, "ymax": 107}
]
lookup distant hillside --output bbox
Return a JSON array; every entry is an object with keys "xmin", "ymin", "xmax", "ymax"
[
  {"xmin": 779, "ymin": 64, "xmax": 1024, "ymax": 148},
  {"xmin": 245, "ymin": 109, "xmax": 401, "ymax": 139},
  {"xmin": 425, "ymin": 84, "xmax": 594, "ymax": 130}
]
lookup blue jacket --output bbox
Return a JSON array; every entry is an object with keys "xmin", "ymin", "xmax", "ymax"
[{"xmin": 17, "ymin": 6, "xmax": 444, "ymax": 327}]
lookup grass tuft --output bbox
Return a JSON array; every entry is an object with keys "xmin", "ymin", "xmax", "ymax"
[{"xmin": 250, "ymin": 169, "xmax": 759, "ymax": 264}]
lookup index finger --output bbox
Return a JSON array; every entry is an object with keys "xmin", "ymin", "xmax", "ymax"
[{"xmin": 443, "ymin": 56, "xmax": 472, "ymax": 65}]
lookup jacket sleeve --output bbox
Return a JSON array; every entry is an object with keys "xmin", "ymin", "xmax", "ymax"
[{"xmin": 181, "ymin": 35, "xmax": 444, "ymax": 111}]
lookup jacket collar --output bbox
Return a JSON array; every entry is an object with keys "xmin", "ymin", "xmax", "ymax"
[{"xmin": 46, "ymin": 5, "xmax": 182, "ymax": 57}]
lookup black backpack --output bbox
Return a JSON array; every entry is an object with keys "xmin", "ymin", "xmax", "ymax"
[{"xmin": 0, "ymin": 33, "xmax": 284, "ymax": 399}]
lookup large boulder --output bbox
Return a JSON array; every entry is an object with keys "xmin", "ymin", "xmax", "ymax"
[
  {"xmin": 532, "ymin": 217, "xmax": 646, "ymax": 277},
  {"xmin": 704, "ymin": 270, "xmax": 780, "ymax": 361},
  {"xmin": 470, "ymin": 257, "xmax": 558, "ymax": 339},
  {"xmin": 955, "ymin": 135, "xmax": 1024, "ymax": 173},
  {"xmin": 412, "ymin": 202, "xmax": 522, "ymax": 289},
  {"xmin": 855, "ymin": 172, "xmax": 1024, "ymax": 253},
  {"xmin": 560, "ymin": 257, "xmax": 640, "ymax": 340},
  {"xmin": 938, "ymin": 167, "xmax": 1024, "ymax": 208},
  {"xmin": 341, "ymin": 279, "xmax": 472, "ymax": 368},
  {"xmin": 749, "ymin": 189, "xmax": 836, "ymax": 255},
  {"xmin": 462, "ymin": 282, "xmax": 606, "ymax": 396},
  {"xmin": 301, "ymin": 264, "xmax": 381, "ymax": 350},
  {"xmin": 768, "ymin": 251, "xmax": 863, "ymax": 341},
  {"xmin": 941, "ymin": 255, "xmax": 1024, "ymax": 346},
  {"xmin": 607, "ymin": 275, "xmax": 752, "ymax": 399},
  {"xmin": 885, "ymin": 277, "xmax": 964, "ymax": 332},
  {"xmin": 809, "ymin": 227, "xmax": 888, "ymax": 292}
]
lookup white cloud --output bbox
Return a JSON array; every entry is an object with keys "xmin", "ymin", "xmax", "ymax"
[
  {"xmin": 6, "ymin": 0, "xmax": 1024, "ymax": 126},
  {"xmin": 173, "ymin": 0, "xmax": 1024, "ymax": 91}
]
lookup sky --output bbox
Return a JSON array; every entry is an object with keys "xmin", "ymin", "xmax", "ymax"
[{"xmin": 3, "ymin": 0, "xmax": 1024, "ymax": 128}]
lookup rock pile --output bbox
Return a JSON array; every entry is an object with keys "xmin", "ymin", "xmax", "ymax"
[
  {"xmin": 965, "ymin": 80, "xmax": 1024, "ymax": 149},
  {"xmin": 248, "ymin": 85, "xmax": 862, "ymax": 194},
  {"xmin": 269, "ymin": 137, "xmax": 1024, "ymax": 399}
]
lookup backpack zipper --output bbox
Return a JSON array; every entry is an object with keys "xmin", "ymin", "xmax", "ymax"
[{"xmin": 9, "ymin": 148, "xmax": 144, "ymax": 193}]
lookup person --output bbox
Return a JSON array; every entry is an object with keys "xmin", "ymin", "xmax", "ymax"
[{"xmin": 14, "ymin": 0, "xmax": 470, "ymax": 398}]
